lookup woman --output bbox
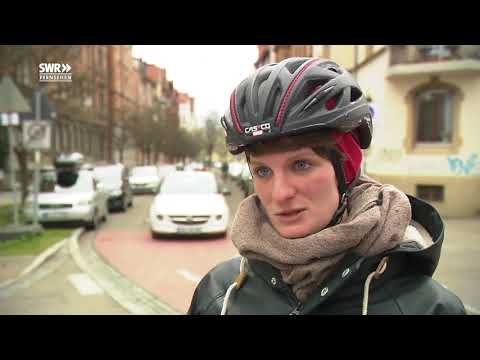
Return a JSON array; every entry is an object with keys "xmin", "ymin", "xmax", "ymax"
[{"xmin": 187, "ymin": 57, "xmax": 466, "ymax": 315}]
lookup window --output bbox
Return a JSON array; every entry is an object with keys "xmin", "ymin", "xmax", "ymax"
[
  {"xmin": 97, "ymin": 46, "xmax": 104, "ymax": 69},
  {"xmin": 415, "ymin": 89, "xmax": 453, "ymax": 144},
  {"xmin": 417, "ymin": 185, "xmax": 444, "ymax": 202},
  {"xmin": 405, "ymin": 79, "xmax": 463, "ymax": 154}
]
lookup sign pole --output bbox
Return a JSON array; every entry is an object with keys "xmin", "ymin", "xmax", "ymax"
[
  {"xmin": 32, "ymin": 89, "xmax": 41, "ymax": 226},
  {"xmin": 8, "ymin": 125, "xmax": 19, "ymax": 225}
]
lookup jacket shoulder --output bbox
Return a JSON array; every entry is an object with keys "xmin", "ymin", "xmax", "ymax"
[
  {"xmin": 187, "ymin": 257, "xmax": 241, "ymax": 315},
  {"xmin": 389, "ymin": 275, "xmax": 466, "ymax": 315}
]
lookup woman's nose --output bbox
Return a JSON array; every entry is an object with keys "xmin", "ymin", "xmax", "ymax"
[{"xmin": 271, "ymin": 173, "xmax": 296, "ymax": 203}]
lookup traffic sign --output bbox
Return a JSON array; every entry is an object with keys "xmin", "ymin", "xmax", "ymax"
[
  {"xmin": 1, "ymin": 112, "xmax": 19, "ymax": 126},
  {"xmin": 23, "ymin": 120, "xmax": 51, "ymax": 150}
]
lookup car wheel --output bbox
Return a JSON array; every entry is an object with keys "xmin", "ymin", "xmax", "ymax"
[
  {"xmin": 86, "ymin": 210, "xmax": 99, "ymax": 230},
  {"xmin": 120, "ymin": 196, "xmax": 128, "ymax": 212},
  {"xmin": 151, "ymin": 230, "xmax": 158, "ymax": 240}
]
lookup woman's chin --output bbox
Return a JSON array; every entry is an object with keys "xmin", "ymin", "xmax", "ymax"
[
  {"xmin": 275, "ymin": 222, "xmax": 329, "ymax": 239},
  {"xmin": 276, "ymin": 225, "xmax": 311, "ymax": 239}
]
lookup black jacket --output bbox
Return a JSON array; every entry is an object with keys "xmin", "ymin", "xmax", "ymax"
[{"xmin": 188, "ymin": 195, "xmax": 466, "ymax": 315}]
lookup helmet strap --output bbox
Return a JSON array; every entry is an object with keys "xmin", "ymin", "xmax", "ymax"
[{"xmin": 326, "ymin": 151, "xmax": 350, "ymax": 227}]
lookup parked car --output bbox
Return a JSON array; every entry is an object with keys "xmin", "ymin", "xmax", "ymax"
[
  {"xmin": 94, "ymin": 164, "xmax": 133, "ymax": 212},
  {"xmin": 24, "ymin": 169, "xmax": 109, "ymax": 230},
  {"xmin": 149, "ymin": 171, "xmax": 230, "ymax": 238},
  {"xmin": 157, "ymin": 164, "xmax": 177, "ymax": 182},
  {"xmin": 184, "ymin": 161, "xmax": 205, "ymax": 172},
  {"xmin": 128, "ymin": 166, "xmax": 161, "ymax": 194}
]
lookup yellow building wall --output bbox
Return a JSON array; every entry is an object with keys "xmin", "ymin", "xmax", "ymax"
[
  {"xmin": 356, "ymin": 48, "xmax": 480, "ymax": 217},
  {"xmin": 330, "ymin": 45, "xmax": 355, "ymax": 70},
  {"xmin": 311, "ymin": 45, "xmax": 354, "ymax": 69}
]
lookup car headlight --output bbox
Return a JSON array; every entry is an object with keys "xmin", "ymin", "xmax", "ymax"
[
  {"xmin": 78, "ymin": 199, "xmax": 93, "ymax": 206},
  {"xmin": 111, "ymin": 189, "xmax": 122, "ymax": 197}
]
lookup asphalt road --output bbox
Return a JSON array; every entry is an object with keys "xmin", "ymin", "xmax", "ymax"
[{"xmin": 88, "ymin": 176, "xmax": 244, "ymax": 314}]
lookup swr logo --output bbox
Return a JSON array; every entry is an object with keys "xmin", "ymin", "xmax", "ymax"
[
  {"xmin": 244, "ymin": 123, "xmax": 271, "ymax": 136},
  {"xmin": 39, "ymin": 63, "xmax": 71, "ymax": 73}
]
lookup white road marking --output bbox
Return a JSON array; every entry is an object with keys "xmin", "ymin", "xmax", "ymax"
[
  {"xmin": 176, "ymin": 269, "xmax": 202, "ymax": 284},
  {"xmin": 68, "ymin": 273, "xmax": 104, "ymax": 296}
]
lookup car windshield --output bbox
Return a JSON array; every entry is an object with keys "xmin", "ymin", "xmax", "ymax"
[
  {"xmin": 131, "ymin": 166, "xmax": 158, "ymax": 177},
  {"xmin": 94, "ymin": 166, "xmax": 122, "ymax": 186},
  {"xmin": 157, "ymin": 165, "xmax": 176, "ymax": 179},
  {"xmin": 160, "ymin": 172, "xmax": 218, "ymax": 195},
  {"xmin": 40, "ymin": 170, "xmax": 95, "ymax": 193}
]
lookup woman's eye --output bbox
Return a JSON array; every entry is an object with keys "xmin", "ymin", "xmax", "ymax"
[
  {"xmin": 255, "ymin": 167, "xmax": 271, "ymax": 178},
  {"xmin": 294, "ymin": 160, "xmax": 311, "ymax": 171}
]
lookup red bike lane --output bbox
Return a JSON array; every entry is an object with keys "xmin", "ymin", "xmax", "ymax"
[{"xmin": 94, "ymin": 229, "xmax": 239, "ymax": 314}]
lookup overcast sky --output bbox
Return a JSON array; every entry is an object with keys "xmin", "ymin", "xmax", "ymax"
[{"xmin": 132, "ymin": 45, "xmax": 258, "ymax": 126}]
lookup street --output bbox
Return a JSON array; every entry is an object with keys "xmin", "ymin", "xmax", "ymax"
[
  {"xmin": 1, "ymin": 176, "xmax": 479, "ymax": 314},
  {"xmin": 90, "ymin": 176, "xmax": 243, "ymax": 313}
]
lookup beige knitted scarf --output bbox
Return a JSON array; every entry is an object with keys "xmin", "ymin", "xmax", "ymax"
[{"xmin": 230, "ymin": 175, "xmax": 423, "ymax": 303}]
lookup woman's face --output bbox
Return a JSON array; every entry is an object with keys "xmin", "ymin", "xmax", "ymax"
[{"xmin": 249, "ymin": 147, "xmax": 339, "ymax": 239}]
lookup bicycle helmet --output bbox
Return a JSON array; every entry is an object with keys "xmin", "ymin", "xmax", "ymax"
[
  {"xmin": 222, "ymin": 57, "xmax": 371, "ymax": 152},
  {"xmin": 220, "ymin": 57, "xmax": 373, "ymax": 225}
]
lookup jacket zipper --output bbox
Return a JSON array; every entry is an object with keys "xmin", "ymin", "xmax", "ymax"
[{"xmin": 289, "ymin": 302, "xmax": 303, "ymax": 315}]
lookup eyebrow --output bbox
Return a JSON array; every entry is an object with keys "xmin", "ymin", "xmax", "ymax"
[
  {"xmin": 248, "ymin": 159, "xmax": 264, "ymax": 168},
  {"xmin": 249, "ymin": 149, "xmax": 319, "ymax": 168}
]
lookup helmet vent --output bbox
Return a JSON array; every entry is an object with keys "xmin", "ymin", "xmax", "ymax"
[
  {"xmin": 350, "ymin": 87, "xmax": 362, "ymax": 102},
  {"xmin": 307, "ymin": 80, "xmax": 329, "ymax": 97},
  {"xmin": 285, "ymin": 59, "xmax": 309, "ymax": 74},
  {"xmin": 328, "ymin": 67, "xmax": 342, "ymax": 74},
  {"xmin": 264, "ymin": 85, "xmax": 282, "ymax": 118},
  {"xmin": 326, "ymin": 93, "xmax": 342, "ymax": 111}
]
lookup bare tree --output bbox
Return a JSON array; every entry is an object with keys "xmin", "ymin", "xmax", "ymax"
[{"xmin": 0, "ymin": 45, "xmax": 90, "ymax": 206}]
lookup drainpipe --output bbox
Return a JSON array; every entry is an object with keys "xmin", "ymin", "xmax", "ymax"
[{"xmin": 107, "ymin": 46, "xmax": 114, "ymax": 163}]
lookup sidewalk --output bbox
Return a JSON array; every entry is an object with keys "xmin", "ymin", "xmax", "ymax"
[{"xmin": 0, "ymin": 255, "xmax": 35, "ymax": 283}]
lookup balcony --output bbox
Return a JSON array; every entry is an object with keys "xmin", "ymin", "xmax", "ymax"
[{"xmin": 387, "ymin": 45, "xmax": 480, "ymax": 79}]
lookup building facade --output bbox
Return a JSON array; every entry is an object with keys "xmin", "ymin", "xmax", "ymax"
[
  {"xmin": 3, "ymin": 45, "xmax": 184, "ymax": 173},
  {"xmin": 354, "ymin": 45, "xmax": 480, "ymax": 217},
  {"xmin": 178, "ymin": 92, "xmax": 196, "ymax": 130},
  {"xmin": 256, "ymin": 44, "xmax": 480, "ymax": 217}
]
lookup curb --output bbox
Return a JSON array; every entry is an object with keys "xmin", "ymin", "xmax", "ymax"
[
  {"xmin": 69, "ymin": 228, "xmax": 180, "ymax": 315},
  {"xmin": 0, "ymin": 233, "xmax": 73, "ymax": 289}
]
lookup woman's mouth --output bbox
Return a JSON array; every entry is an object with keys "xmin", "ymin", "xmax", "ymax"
[{"xmin": 275, "ymin": 208, "xmax": 306, "ymax": 222}]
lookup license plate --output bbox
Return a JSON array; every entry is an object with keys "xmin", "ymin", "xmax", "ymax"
[
  {"xmin": 177, "ymin": 226, "xmax": 201, "ymax": 234},
  {"xmin": 43, "ymin": 212, "xmax": 67, "ymax": 219}
]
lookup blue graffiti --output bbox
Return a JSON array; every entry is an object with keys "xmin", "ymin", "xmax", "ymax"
[{"xmin": 448, "ymin": 153, "xmax": 480, "ymax": 176}]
